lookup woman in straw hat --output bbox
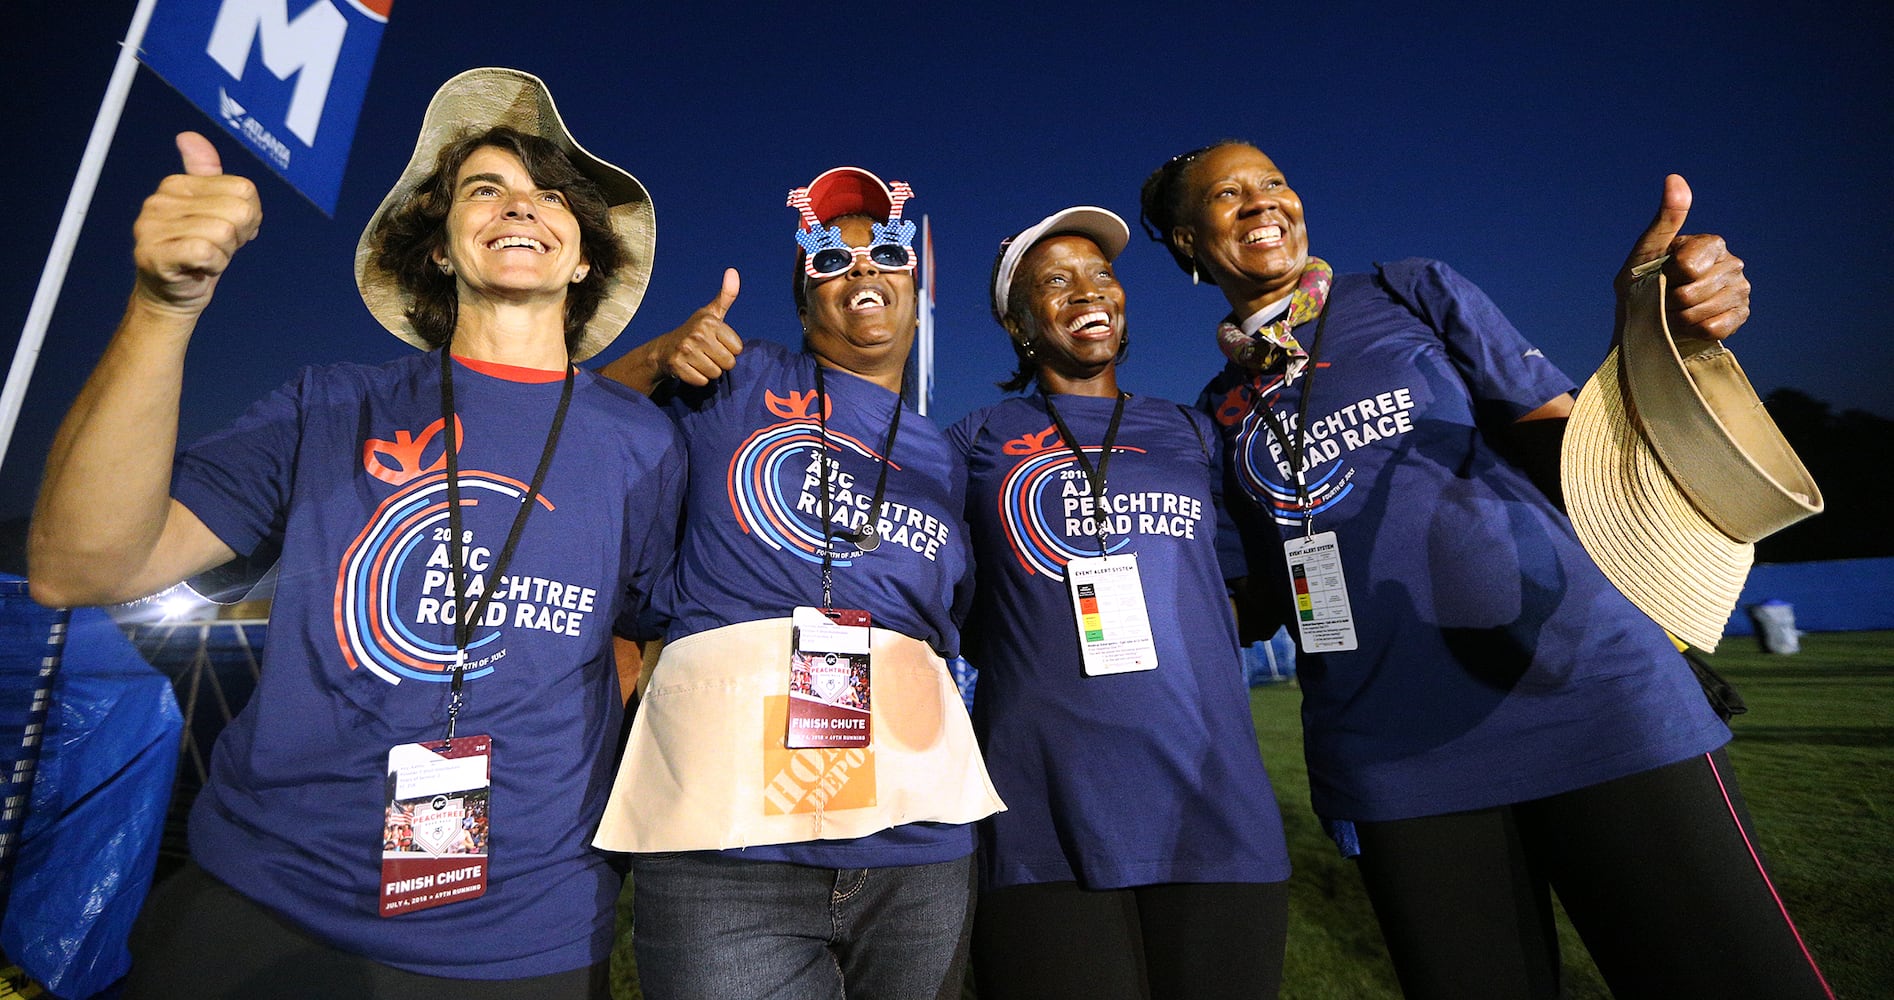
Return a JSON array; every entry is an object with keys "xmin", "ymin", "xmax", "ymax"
[
  {"xmin": 593, "ymin": 167, "xmax": 1002, "ymax": 999},
  {"xmin": 29, "ymin": 68, "xmax": 682, "ymax": 998},
  {"xmin": 947, "ymin": 206, "xmax": 1291, "ymax": 998},
  {"xmin": 1136, "ymin": 141, "xmax": 1832, "ymax": 999}
]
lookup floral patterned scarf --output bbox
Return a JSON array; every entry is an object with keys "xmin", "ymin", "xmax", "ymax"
[{"xmin": 1215, "ymin": 257, "xmax": 1333, "ymax": 381}]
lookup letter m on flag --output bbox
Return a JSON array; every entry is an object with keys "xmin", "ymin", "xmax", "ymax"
[{"xmin": 140, "ymin": 0, "xmax": 394, "ymax": 214}]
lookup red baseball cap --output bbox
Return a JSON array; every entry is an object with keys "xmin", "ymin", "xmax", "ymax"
[{"xmin": 799, "ymin": 166, "xmax": 897, "ymax": 224}]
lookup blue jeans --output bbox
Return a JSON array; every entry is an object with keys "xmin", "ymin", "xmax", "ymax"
[{"xmin": 628, "ymin": 852, "xmax": 976, "ymax": 1000}]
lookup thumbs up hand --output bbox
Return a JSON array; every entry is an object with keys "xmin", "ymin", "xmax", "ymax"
[
  {"xmin": 1617, "ymin": 174, "xmax": 1749, "ymax": 342},
  {"xmin": 131, "ymin": 132, "xmax": 264, "ymax": 315},
  {"xmin": 657, "ymin": 268, "xmax": 746, "ymax": 386}
]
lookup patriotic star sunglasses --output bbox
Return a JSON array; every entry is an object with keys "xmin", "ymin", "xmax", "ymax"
[{"xmin": 788, "ymin": 179, "xmax": 918, "ymax": 279}]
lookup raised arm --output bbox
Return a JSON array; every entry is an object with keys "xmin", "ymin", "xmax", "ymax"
[
  {"xmin": 598, "ymin": 267, "xmax": 744, "ymax": 394},
  {"xmin": 28, "ymin": 132, "xmax": 260, "ymax": 607},
  {"xmin": 1516, "ymin": 174, "xmax": 1751, "ymax": 431}
]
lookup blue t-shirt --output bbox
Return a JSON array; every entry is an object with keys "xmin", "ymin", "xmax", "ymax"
[
  {"xmin": 951, "ymin": 393, "xmax": 1290, "ymax": 890},
  {"xmin": 1202, "ymin": 259, "xmax": 1729, "ymax": 823},
  {"xmin": 654, "ymin": 339, "xmax": 976, "ymax": 867},
  {"xmin": 172, "ymin": 352, "xmax": 685, "ymax": 979}
]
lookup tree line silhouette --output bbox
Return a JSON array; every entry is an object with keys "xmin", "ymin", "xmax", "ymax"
[{"xmin": 1752, "ymin": 389, "xmax": 1893, "ymax": 563}]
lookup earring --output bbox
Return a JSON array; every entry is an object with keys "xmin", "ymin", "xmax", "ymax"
[
  {"xmin": 1021, "ymin": 339, "xmax": 1037, "ymax": 360},
  {"xmin": 437, "ymin": 260, "xmax": 454, "ymax": 276},
  {"xmin": 571, "ymin": 267, "xmax": 588, "ymax": 284},
  {"xmin": 1191, "ymin": 260, "xmax": 1199, "ymax": 286}
]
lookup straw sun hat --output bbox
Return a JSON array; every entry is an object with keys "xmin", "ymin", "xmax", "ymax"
[
  {"xmin": 1561, "ymin": 258, "xmax": 1822, "ymax": 650},
  {"xmin": 353, "ymin": 67, "xmax": 655, "ymax": 362}
]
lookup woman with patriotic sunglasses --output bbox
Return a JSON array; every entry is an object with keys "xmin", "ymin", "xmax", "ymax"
[{"xmin": 597, "ymin": 167, "xmax": 1002, "ymax": 1000}]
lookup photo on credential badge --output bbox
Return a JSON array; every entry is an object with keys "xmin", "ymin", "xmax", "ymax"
[
  {"xmin": 383, "ymin": 788, "xmax": 489, "ymax": 857},
  {"xmin": 792, "ymin": 651, "xmax": 869, "ymax": 710},
  {"xmin": 787, "ymin": 607, "xmax": 873, "ymax": 749},
  {"xmin": 379, "ymin": 737, "xmax": 492, "ymax": 916},
  {"xmin": 786, "ymin": 649, "xmax": 874, "ymax": 749}
]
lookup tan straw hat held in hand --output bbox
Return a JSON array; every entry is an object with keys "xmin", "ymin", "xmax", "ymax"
[
  {"xmin": 354, "ymin": 67, "xmax": 656, "ymax": 361},
  {"xmin": 1562, "ymin": 258, "xmax": 1822, "ymax": 650}
]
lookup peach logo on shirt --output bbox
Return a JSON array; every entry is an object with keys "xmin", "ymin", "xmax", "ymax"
[
  {"xmin": 765, "ymin": 388, "xmax": 829, "ymax": 422},
  {"xmin": 1002, "ymin": 425, "xmax": 1061, "ymax": 456},
  {"xmin": 362, "ymin": 415, "xmax": 464, "ymax": 486}
]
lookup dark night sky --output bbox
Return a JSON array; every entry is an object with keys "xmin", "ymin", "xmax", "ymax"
[{"xmin": 5, "ymin": 0, "xmax": 1890, "ymax": 518}]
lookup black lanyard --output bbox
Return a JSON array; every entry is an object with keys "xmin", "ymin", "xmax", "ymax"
[
  {"xmin": 1250, "ymin": 302, "xmax": 1333, "ymax": 535},
  {"xmin": 1040, "ymin": 389, "xmax": 1128, "ymax": 556},
  {"xmin": 438, "ymin": 346, "xmax": 575, "ymax": 740},
  {"xmin": 812, "ymin": 362, "xmax": 902, "ymax": 608}
]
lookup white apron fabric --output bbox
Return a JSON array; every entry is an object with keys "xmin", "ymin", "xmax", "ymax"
[{"xmin": 594, "ymin": 619, "xmax": 1004, "ymax": 852}]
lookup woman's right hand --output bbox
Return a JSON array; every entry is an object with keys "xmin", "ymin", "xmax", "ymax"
[
  {"xmin": 655, "ymin": 268, "xmax": 745, "ymax": 385},
  {"xmin": 131, "ymin": 131, "xmax": 263, "ymax": 317},
  {"xmin": 598, "ymin": 268, "xmax": 743, "ymax": 395}
]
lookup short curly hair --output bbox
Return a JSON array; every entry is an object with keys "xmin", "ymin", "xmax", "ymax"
[{"xmin": 372, "ymin": 126, "xmax": 628, "ymax": 353}]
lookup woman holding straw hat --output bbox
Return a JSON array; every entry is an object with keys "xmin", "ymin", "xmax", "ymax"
[
  {"xmin": 1136, "ymin": 141, "xmax": 1832, "ymax": 999},
  {"xmin": 948, "ymin": 206, "xmax": 1291, "ymax": 998},
  {"xmin": 29, "ymin": 68, "xmax": 682, "ymax": 997}
]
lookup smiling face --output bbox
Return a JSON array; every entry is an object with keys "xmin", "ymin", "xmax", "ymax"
[
  {"xmin": 1171, "ymin": 144, "xmax": 1309, "ymax": 313},
  {"xmin": 434, "ymin": 145, "xmax": 588, "ymax": 306},
  {"xmin": 1006, "ymin": 234, "xmax": 1127, "ymax": 393},
  {"xmin": 800, "ymin": 215, "xmax": 918, "ymax": 386}
]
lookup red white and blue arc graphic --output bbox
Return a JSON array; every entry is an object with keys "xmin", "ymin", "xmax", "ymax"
[
  {"xmin": 1000, "ymin": 445, "xmax": 1141, "ymax": 579},
  {"xmin": 726, "ymin": 418, "xmax": 892, "ymax": 566},
  {"xmin": 334, "ymin": 471, "xmax": 551, "ymax": 684},
  {"xmin": 1233, "ymin": 395, "xmax": 1353, "ymax": 525}
]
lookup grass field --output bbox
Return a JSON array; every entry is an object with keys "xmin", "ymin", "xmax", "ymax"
[
  {"xmin": 1254, "ymin": 630, "xmax": 1894, "ymax": 999},
  {"xmin": 611, "ymin": 631, "xmax": 1894, "ymax": 998}
]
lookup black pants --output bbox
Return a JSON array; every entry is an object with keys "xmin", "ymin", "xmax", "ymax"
[
  {"xmin": 1354, "ymin": 749, "xmax": 1832, "ymax": 1000},
  {"xmin": 971, "ymin": 880, "xmax": 1289, "ymax": 1000},
  {"xmin": 125, "ymin": 861, "xmax": 610, "ymax": 999}
]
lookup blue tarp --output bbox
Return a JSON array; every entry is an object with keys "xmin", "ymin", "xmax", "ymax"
[
  {"xmin": 1244, "ymin": 627, "xmax": 1298, "ymax": 686},
  {"xmin": 1, "ymin": 580, "xmax": 180, "ymax": 1000}
]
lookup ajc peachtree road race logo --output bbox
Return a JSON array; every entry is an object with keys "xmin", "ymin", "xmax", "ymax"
[
  {"xmin": 334, "ymin": 416, "xmax": 598, "ymax": 685},
  {"xmin": 727, "ymin": 389, "xmax": 952, "ymax": 565},
  {"xmin": 995, "ymin": 424, "xmax": 1205, "ymax": 579},
  {"xmin": 998, "ymin": 425, "xmax": 1139, "ymax": 578},
  {"xmin": 1210, "ymin": 368, "xmax": 1420, "ymax": 526},
  {"xmin": 1223, "ymin": 381, "xmax": 1353, "ymax": 525}
]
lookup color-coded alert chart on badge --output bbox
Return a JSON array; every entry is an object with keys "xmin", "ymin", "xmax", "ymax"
[
  {"xmin": 1066, "ymin": 554, "xmax": 1159, "ymax": 675},
  {"xmin": 1077, "ymin": 584, "xmax": 1105, "ymax": 641},
  {"xmin": 1283, "ymin": 531, "xmax": 1358, "ymax": 652}
]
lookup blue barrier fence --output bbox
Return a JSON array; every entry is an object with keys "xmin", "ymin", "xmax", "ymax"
[{"xmin": 1725, "ymin": 557, "xmax": 1894, "ymax": 636}]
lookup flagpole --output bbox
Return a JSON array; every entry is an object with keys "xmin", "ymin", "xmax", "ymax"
[
  {"xmin": 908, "ymin": 214, "xmax": 935, "ymax": 417},
  {"xmin": 0, "ymin": 0, "xmax": 162, "ymax": 474}
]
